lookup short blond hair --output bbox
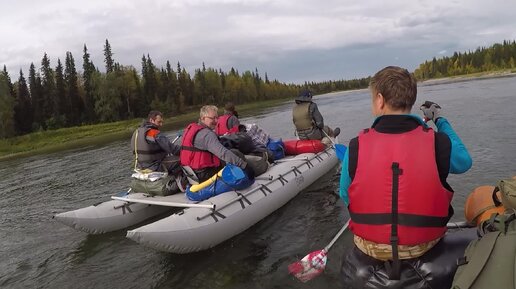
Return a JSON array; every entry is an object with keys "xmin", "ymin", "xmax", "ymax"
[{"xmin": 200, "ymin": 105, "xmax": 218, "ymax": 118}]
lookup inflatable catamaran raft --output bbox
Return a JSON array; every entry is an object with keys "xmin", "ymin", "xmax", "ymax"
[
  {"xmin": 54, "ymin": 142, "xmax": 339, "ymax": 253},
  {"xmin": 127, "ymin": 146, "xmax": 338, "ymax": 253}
]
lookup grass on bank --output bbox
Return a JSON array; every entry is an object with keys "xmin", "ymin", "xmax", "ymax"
[{"xmin": 0, "ymin": 98, "xmax": 291, "ymax": 161}]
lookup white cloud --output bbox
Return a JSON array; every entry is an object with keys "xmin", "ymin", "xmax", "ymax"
[{"xmin": 1, "ymin": 0, "xmax": 516, "ymax": 83}]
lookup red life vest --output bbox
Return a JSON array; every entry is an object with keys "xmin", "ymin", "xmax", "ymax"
[
  {"xmin": 180, "ymin": 123, "xmax": 221, "ymax": 170},
  {"xmin": 348, "ymin": 126, "xmax": 452, "ymax": 246},
  {"xmin": 215, "ymin": 114, "xmax": 239, "ymax": 136}
]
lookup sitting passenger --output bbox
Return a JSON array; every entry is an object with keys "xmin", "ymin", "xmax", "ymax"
[
  {"xmin": 292, "ymin": 89, "xmax": 340, "ymax": 140},
  {"xmin": 339, "ymin": 66, "xmax": 473, "ymax": 288},
  {"xmin": 130, "ymin": 110, "xmax": 180, "ymax": 174},
  {"xmin": 215, "ymin": 102, "xmax": 240, "ymax": 136},
  {"xmin": 180, "ymin": 105, "xmax": 255, "ymax": 183}
]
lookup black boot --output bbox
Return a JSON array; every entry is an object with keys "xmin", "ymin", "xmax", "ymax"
[{"xmin": 333, "ymin": 127, "xmax": 341, "ymax": 137}]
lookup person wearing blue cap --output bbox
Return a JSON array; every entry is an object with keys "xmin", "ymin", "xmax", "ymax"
[{"xmin": 292, "ymin": 89, "xmax": 340, "ymax": 140}]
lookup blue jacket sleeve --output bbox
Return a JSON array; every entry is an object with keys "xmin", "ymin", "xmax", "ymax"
[
  {"xmin": 339, "ymin": 148, "xmax": 351, "ymax": 206},
  {"xmin": 435, "ymin": 117, "xmax": 472, "ymax": 174}
]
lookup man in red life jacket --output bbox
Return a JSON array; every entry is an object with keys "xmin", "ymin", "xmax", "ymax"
[
  {"xmin": 215, "ymin": 102, "xmax": 240, "ymax": 136},
  {"xmin": 339, "ymin": 66, "xmax": 472, "ymax": 288},
  {"xmin": 180, "ymin": 105, "xmax": 255, "ymax": 183},
  {"xmin": 131, "ymin": 111, "xmax": 181, "ymax": 173}
]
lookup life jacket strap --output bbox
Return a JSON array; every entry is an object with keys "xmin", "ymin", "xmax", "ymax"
[
  {"xmin": 181, "ymin": 145, "xmax": 207, "ymax": 152},
  {"xmin": 388, "ymin": 162, "xmax": 402, "ymax": 280}
]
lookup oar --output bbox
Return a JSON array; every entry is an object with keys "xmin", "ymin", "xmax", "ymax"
[
  {"xmin": 321, "ymin": 129, "xmax": 347, "ymax": 161},
  {"xmin": 171, "ymin": 129, "xmax": 183, "ymax": 144},
  {"xmin": 288, "ymin": 219, "xmax": 350, "ymax": 282},
  {"xmin": 446, "ymin": 221, "xmax": 473, "ymax": 229},
  {"xmin": 288, "ymin": 219, "xmax": 472, "ymax": 283},
  {"xmin": 111, "ymin": 196, "xmax": 215, "ymax": 209}
]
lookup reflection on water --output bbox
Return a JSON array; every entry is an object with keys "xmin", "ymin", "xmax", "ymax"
[
  {"xmin": 70, "ymin": 231, "xmax": 127, "ymax": 264},
  {"xmin": 0, "ymin": 76, "xmax": 515, "ymax": 288}
]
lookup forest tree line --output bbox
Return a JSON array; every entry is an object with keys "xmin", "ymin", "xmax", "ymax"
[
  {"xmin": 414, "ymin": 40, "xmax": 516, "ymax": 79},
  {"xmin": 0, "ymin": 39, "xmax": 370, "ymax": 139}
]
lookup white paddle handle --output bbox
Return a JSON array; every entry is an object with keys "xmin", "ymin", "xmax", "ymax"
[{"xmin": 324, "ymin": 219, "xmax": 350, "ymax": 252}]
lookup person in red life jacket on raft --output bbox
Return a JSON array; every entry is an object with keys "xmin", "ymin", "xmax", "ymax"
[
  {"xmin": 215, "ymin": 102, "xmax": 240, "ymax": 136},
  {"xmin": 338, "ymin": 66, "xmax": 473, "ymax": 289},
  {"xmin": 130, "ymin": 110, "xmax": 181, "ymax": 174},
  {"xmin": 292, "ymin": 89, "xmax": 340, "ymax": 141},
  {"xmin": 180, "ymin": 105, "xmax": 255, "ymax": 183}
]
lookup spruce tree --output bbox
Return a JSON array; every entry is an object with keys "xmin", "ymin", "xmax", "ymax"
[
  {"xmin": 2, "ymin": 65, "xmax": 16, "ymax": 99},
  {"xmin": 14, "ymin": 70, "xmax": 33, "ymax": 134},
  {"xmin": 64, "ymin": 51, "xmax": 81, "ymax": 125},
  {"xmin": 29, "ymin": 63, "xmax": 44, "ymax": 129},
  {"xmin": 0, "ymin": 72, "xmax": 15, "ymax": 138},
  {"xmin": 82, "ymin": 45, "xmax": 96, "ymax": 122},
  {"xmin": 166, "ymin": 60, "xmax": 178, "ymax": 113},
  {"xmin": 55, "ymin": 59, "xmax": 67, "ymax": 123},
  {"xmin": 41, "ymin": 53, "xmax": 57, "ymax": 123},
  {"xmin": 104, "ymin": 39, "xmax": 114, "ymax": 74}
]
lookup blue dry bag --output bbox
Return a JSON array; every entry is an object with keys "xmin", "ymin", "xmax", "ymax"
[
  {"xmin": 185, "ymin": 164, "xmax": 254, "ymax": 201},
  {"xmin": 267, "ymin": 138, "xmax": 285, "ymax": 160}
]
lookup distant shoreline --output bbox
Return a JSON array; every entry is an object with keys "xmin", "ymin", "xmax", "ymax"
[
  {"xmin": 3, "ymin": 70, "xmax": 515, "ymax": 162},
  {"xmin": 418, "ymin": 71, "xmax": 516, "ymax": 86},
  {"xmin": 321, "ymin": 71, "xmax": 516, "ymax": 95},
  {"xmin": 0, "ymin": 98, "xmax": 290, "ymax": 162}
]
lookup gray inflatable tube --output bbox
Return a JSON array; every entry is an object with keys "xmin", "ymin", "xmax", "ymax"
[
  {"xmin": 126, "ymin": 147, "xmax": 338, "ymax": 253},
  {"xmin": 53, "ymin": 193, "xmax": 185, "ymax": 234}
]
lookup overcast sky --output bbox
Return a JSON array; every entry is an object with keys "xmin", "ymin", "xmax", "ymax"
[{"xmin": 1, "ymin": 0, "xmax": 516, "ymax": 84}]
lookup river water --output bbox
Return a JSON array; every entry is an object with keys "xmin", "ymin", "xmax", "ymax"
[{"xmin": 1, "ymin": 77, "xmax": 515, "ymax": 289}]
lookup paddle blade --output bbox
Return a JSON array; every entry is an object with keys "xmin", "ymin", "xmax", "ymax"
[
  {"xmin": 115, "ymin": 191, "xmax": 130, "ymax": 197},
  {"xmin": 335, "ymin": 144, "xmax": 347, "ymax": 161},
  {"xmin": 288, "ymin": 249, "xmax": 328, "ymax": 282}
]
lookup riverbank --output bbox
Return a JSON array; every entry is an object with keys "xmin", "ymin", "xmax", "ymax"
[
  {"xmin": 0, "ymin": 98, "xmax": 290, "ymax": 162},
  {"xmin": 419, "ymin": 70, "xmax": 516, "ymax": 86},
  {"xmin": 3, "ymin": 70, "xmax": 515, "ymax": 163}
]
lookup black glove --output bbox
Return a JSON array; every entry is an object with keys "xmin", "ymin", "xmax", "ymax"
[
  {"xmin": 243, "ymin": 163, "xmax": 255, "ymax": 180},
  {"xmin": 420, "ymin": 100, "xmax": 442, "ymax": 123}
]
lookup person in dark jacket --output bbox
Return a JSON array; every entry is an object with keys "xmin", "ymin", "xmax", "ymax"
[
  {"xmin": 292, "ymin": 90, "xmax": 340, "ymax": 140},
  {"xmin": 338, "ymin": 66, "xmax": 473, "ymax": 289},
  {"xmin": 130, "ymin": 111, "xmax": 180, "ymax": 173}
]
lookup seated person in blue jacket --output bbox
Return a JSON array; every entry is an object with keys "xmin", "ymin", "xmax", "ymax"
[
  {"xmin": 180, "ymin": 105, "xmax": 255, "ymax": 183},
  {"xmin": 292, "ymin": 89, "xmax": 340, "ymax": 140},
  {"xmin": 131, "ymin": 110, "xmax": 181, "ymax": 174},
  {"xmin": 339, "ymin": 66, "xmax": 472, "ymax": 288}
]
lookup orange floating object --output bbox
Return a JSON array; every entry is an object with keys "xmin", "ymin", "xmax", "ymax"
[{"xmin": 464, "ymin": 185, "xmax": 505, "ymax": 226}]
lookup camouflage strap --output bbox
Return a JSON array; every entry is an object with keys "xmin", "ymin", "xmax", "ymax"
[
  {"xmin": 133, "ymin": 129, "xmax": 139, "ymax": 170},
  {"xmin": 452, "ymin": 231, "xmax": 501, "ymax": 289}
]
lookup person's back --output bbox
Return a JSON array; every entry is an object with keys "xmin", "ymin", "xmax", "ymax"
[
  {"xmin": 292, "ymin": 90, "xmax": 339, "ymax": 140},
  {"xmin": 339, "ymin": 66, "xmax": 472, "ymax": 288}
]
